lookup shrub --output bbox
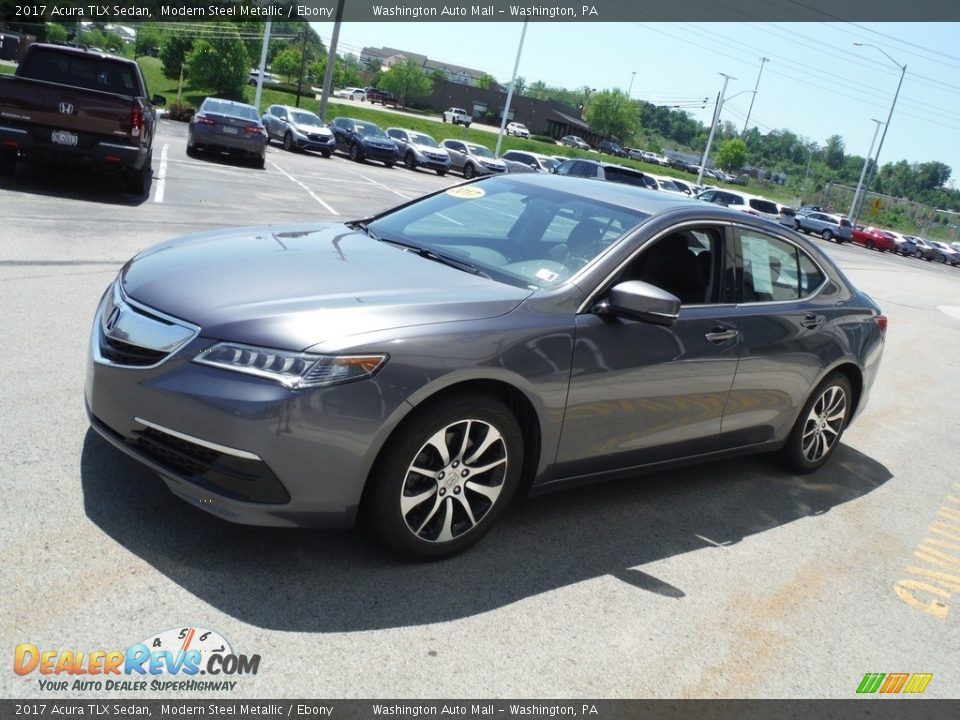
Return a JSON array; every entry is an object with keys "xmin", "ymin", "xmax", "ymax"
[
  {"xmin": 531, "ymin": 134, "xmax": 556, "ymax": 144},
  {"xmin": 166, "ymin": 101, "xmax": 195, "ymax": 122}
]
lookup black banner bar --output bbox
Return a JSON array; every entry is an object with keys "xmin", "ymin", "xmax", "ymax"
[
  {"xmin": 1, "ymin": 700, "xmax": 960, "ymax": 720},
  {"xmin": 1, "ymin": 0, "xmax": 960, "ymax": 23}
]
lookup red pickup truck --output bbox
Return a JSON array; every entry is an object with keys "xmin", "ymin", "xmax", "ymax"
[{"xmin": 0, "ymin": 43, "xmax": 165, "ymax": 194}]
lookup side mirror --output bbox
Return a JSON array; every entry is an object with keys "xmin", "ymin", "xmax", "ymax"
[
  {"xmin": 594, "ymin": 281, "xmax": 681, "ymax": 326},
  {"xmin": 152, "ymin": 95, "xmax": 166, "ymax": 107}
]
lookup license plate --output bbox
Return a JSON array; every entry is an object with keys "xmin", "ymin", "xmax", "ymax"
[
  {"xmin": 52, "ymin": 130, "xmax": 78, "ymax": 146},
  {"xmin": 222, "ymin": 126, "xmax": 240, "ymax": 135}
]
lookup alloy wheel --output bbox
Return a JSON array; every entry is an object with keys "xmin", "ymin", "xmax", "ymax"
[
  {"xmin": 399, "ymin": 419, "xmax": 508, "ymax": 543},
  {"xmin": 800, "ymin": 385, "xmax": 847, "ymax": 464}
]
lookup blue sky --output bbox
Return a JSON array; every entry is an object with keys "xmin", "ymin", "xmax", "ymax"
[{"xmin": 310, "ymin": 21, "xmax": 960, "ymax": 187}]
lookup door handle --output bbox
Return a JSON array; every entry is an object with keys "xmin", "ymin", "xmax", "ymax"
[
  {"xmin": 800, "ymin": 313, "xmax": 824, "ymax": 329},
  {"xmin": 704, "ymin": 327, "xmax": 739, "ymax": 343}
]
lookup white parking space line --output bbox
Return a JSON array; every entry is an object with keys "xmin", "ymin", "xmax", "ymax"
[
  {"xmin": 357, "ymin": 172, "xmax": 412, "ymax": 200},
  {"xmin": 269, "ymin": 160, "xmax": 338, "ymax": 215},
  {"xmin": 153, "ymin": 143, "xmax": 168, "ymax": 203}
]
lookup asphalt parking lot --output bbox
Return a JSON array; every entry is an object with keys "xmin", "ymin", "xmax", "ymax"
[{"xmin": 2, "ymin": 118, "xmax": 959, "ymax": 700}]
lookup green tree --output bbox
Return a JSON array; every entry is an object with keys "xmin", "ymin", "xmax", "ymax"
[
  {"xmin": 714, "ymin": 138, "xmax": 748, "ymax": 172},
  {"xmin": 160, "ymin": 31, "xmax": 194, "ymax": 80},
  {"xmin": 824, "ymin": 134, "xmax": 845, "ymax": 170},
  {"xmin": 46, "ymin": 23, "xmax": 68, "ymax": 44},
  {"xmin": 185, "ymin": 28, "xmax": 249, "ymax": 99},
  {"xmin": 134, "ymin": 23, "xmax": 162, "ymax": 58},
  {"xmin": 585, "ymin": 89, "xmax": 636, "ymax": 141},
  {"xmin": 512, "ymin": 76, "xmax": 527, "ymax": 96},
  {"xmin": 378, "ymin": 58, "xmax": 433, "ymax": 107},
  {"xmin": 476, "ymin": 73, "xmax": 498, "ymax": 89},
  {"xmin": 270, "ymin": 45, "xmax": 303, "ymax": 82}
]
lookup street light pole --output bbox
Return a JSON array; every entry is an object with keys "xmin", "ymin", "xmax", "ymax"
[
  {"xmin": 848, "ymin": 118, "xmax": 884, "ymax": 221},
  {"xmin": 627, "ymin": 71, "xmax": 636, "ymax": 97},
  {"xmin": 697, "ymin": 73, "xmax": 735, "ymax": 187},
  {"xmin": 495, "ymin": 21, "xmax": 528, "ymax": 157},
  {"xmin": 851, "ymin": 43, "xmax": 906, "ymax": 226},
  {"xmin": 741, "ymin": 57, "xmax": 768, "ymax": 137}
]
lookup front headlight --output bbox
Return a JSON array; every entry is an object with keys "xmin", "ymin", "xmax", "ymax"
[{"xmin": 193, "ymin": 342, "xmax": 387, "ymax": 390}]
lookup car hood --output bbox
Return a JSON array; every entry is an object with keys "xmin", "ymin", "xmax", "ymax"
[
  {"xmin": 295, "ymin": 123, "xmax": 332, "ymax": 136},
  {"xmin": 120, "ymin": 224, "xmax": 533, "ymax": 351}
]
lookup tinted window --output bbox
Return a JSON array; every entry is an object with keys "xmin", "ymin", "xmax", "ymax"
[
  {"xmin": 604, "ymin": 167, "xmax": 647, "ymax": 187},
  {"xmin": 20, "ymin": 48, "xmax": 140, "ymax": 95},
  {"xmin": 617, "ymin": 227, "xmax": 724, "ymax": 305},
  {"xmin": 749, "ymin": 198, "xmax": 780, "ymax": 215}
]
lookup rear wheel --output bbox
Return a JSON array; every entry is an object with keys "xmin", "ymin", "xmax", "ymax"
[
  {"xmin": 780, "ymin": 372, "xmax": 852, "ymax": 474},
  {"xmin": 866, "ymin": 240, "xmax": 875, "ymax": 250},
  {"xmin": 793, "ymin": 220, "xmax": 801, "ymax": 231},
  {"xmin": 364, "ymin": 394, "xmax": 523, "ymax": 560}
]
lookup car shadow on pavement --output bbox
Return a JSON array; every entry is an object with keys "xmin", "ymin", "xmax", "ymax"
[
  {"xmin": 0, "ymin": 163, "xmax": 150, "ymax": 205},
  {"xmin": 80, "ymin": 428, "xmax": 891, "ymax": 632}
]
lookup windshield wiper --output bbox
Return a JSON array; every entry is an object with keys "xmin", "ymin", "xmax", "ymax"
[{"xmin": 377, "ymin": 237, "xmax": 491, "ymax": 279}]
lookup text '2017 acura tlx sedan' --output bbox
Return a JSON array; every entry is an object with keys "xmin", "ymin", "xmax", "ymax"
[{"xmin": 86, "ymin": 175, "xmax": 886, "ymax": 559}]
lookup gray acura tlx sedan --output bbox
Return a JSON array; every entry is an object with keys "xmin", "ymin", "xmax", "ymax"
[{"xmin": 86, "ymin": 174, "xmax": 887, "ymax": 559}]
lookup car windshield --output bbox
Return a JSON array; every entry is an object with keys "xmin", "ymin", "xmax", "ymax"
[
  {"xmin": 410, "ymin": 133, "xmax": 440, "ymax": 147},
  {"xmin": 468, "ymin": 145, "xmax": 495, "ymax": 158},
  {"xmin": 355, "ymin": 122, "xmax": 387, "ymax": 138},
  {"xmin": 367, "ymin": 177, "xmax": 650, "ymax": 289},
  {"xmin": 541, "ymin": 157, "xmax": 560, "ymax": 170},
  {"xmin": 291, "ymin": 111, "xmax": 323, "ymax": 127}
]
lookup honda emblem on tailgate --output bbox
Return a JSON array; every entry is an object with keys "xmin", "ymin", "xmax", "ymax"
[{"xmin": 58, "ymin": 103, "xmax": 74, "ymax": 115}]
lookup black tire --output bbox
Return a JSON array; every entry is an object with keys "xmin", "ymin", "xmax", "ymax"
[
  {"xmin": 914, "ymin": 251, "xmax": 923, "ymax": 259},
  {"xmin": 442, "ymin": 116, "xmax": 448, "ymax": 123},
  {"xmin": 463, "ymin": 163, "xmax": 475, "ymax": 180},
  {"xmin": 780, "ymin": 372, "xmax": 852, "ymax": 474},
  {"xmin": 793, "ymin": 220, "xmax": 801, "ymax": 231},
  {"xmin": 364, "ymin": 393, "xmax": 524, "ymax": 560},
  {"xmin": 866, "ymin": 240, "xmax": 875, "ymax": 250},
  {"xmin": 186, "ymin": 143, "xmax": 198, "ymax": 158},
  {"xmin": 939, "ymin": 255, "xmax": 946, "ymax": 263},
  {"xmin": 124, "ymin": 156, "xmax": 152, "ymax": 195},
  {"xmin": 321, "ymin": 149, "xmax": 331, "ymax": 158},
  {"xmin": 404, "ymin": 152, "xmax": 417, "ymax": 170},
  {"xmin": 436, "ymin": 169, "xmax": 447, "ymax": 177},
  {"xmin": 384, "ymin": 160, "xmax": 394, "ymax": 169},
  {"xmin": 349, "ymin": 143, "xmax": 362, "ymax": 162},
  {"xmin": 821, "ymin": 229, "xmax": 832, "ymax": 241},
  {"xmin": 0, "ymin": 150, "xmax": 16, "ymax": 176},
  {"xmin": 253, "ymin": 156, "xmax": 265, "ymax": 169},
  {"xmin": 283, "ymin": 133, "xmax": 294, "ymax": 152}
]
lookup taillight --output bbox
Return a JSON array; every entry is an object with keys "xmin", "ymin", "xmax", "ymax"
[
  {"xmin": 245, "ymin": 125, "xmax": 266, "ymax": 137},
  {"xmin": 875, "ymin": 315, "xmax": 888, "ymax": 336},
  {"xmin": 194, "ymin": 115, "xmax": 216, "ymax": 126},
  {"xmin": 130, "ymin": 107, "xmax": 143, "ymax": 138}
]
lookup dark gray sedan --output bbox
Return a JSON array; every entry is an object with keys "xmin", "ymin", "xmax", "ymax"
[
  {"xmin": 86, "ymin": 175, "xmax": 886, "ymax": 559},
  {"xmin": 186, "ymin": 98, "xmax": 268, "ymax": 168}
]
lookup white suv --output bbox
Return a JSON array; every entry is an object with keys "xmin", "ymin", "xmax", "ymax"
[{"xmin": 694, "ymin": 188, "xmax": 781, "ymax": 223}]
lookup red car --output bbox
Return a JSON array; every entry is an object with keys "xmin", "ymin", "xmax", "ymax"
[{"xmin": 852, "ymin": 225, "xmax": 897, "ymax": 252}]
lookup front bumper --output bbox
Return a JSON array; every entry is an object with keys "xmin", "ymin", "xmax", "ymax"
[
  {"xmin": 294, "ymin": 132, "xmax": 335, "ymax": 152},
  {"xmin": 84, "ymin": 289, "xmax": 406, "ymax": 528}
]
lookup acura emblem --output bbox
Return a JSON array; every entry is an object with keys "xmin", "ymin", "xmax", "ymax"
[
  {"xmin": 105, "ymin": 306, "xmax": 123, "ymax": 333},
  {"xmin": 59, "ymin": 103, "xmax": 74, "ymax": 114}
]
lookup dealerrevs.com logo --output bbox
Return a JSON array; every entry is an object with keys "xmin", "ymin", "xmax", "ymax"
[{"xmin": 13, "ymin": 627, "xmax": 260, "ymax": 692}]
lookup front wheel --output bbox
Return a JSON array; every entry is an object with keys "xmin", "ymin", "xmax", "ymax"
[
  {"xmin": 463, "ymin": 163, "xmax": 475, "ymax": 179},
  {"xmin": 321, "ymin": 149, "xmax": 331, "ymax": 158},
  {"xmin": 384, "ymin": 160, "xmax": 394, "ymax": 169},
  {"xmin": 821, "ymin": 229, "xmax": 832, "ymax": 241},
  {"xmin": 793, "ymin": 220, "xmax": 801, "ymax": 231},
  {"xmin": 364, "ymin": 394, "xmax": 523, "ymax": 560},
  {"xmin": 780, "ymin": 373, "xmax": 852, "ymax": 474},
  {"xmin": 349, "ymin": 143, "xmax": 362, "ymax": 162},
  {"xmin": 866, "ymin": 240, "xmax": 875, "ymax": 250},
  {"xmin": 283, "ymin": 133, "xmax": 294, "ymax": 152},
  {"xmin": 436, "ymin": 168, "xmax": 447, "ymax": 177},
  {"xmin": 404, "ymin": 153, "xmax": 417, "ymax": 170}
]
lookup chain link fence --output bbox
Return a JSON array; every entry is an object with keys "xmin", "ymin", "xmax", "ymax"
[{"xmin": 813, "ymin": 183, "xmax": 960, "ymax": 242}]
